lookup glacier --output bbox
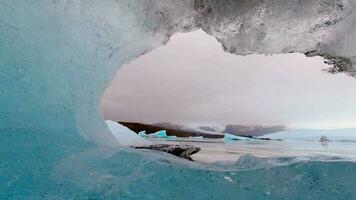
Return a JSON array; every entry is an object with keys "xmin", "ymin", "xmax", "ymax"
[{"xmin": 1, "ymin": 0, "xmax": 356, "ymax": 199}]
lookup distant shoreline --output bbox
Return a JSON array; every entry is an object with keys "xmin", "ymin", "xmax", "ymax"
[
  {"xmin": 118, "ymin": 121, "xmax": 224, "ymax": 138},
  {"xmin": 118, "ymin": 121, "xmax": 286, "ymax": 140}
]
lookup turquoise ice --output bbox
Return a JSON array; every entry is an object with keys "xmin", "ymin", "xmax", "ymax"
[
  {"xmin": 138, "ymin": 131, "xmax": 148, "ymax": 137},
  {"xmin": 150, "ymin": 130, "xmax": 168, "ymax": 138},
  {"xmin": 224, "ymin": 133, "xmax": 252, "ymax": 141},
  {"xmin": 1, "ymin": 0, "xmax": 356, "ymax": 199}
]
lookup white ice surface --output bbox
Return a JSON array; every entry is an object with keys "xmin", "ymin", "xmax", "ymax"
[{"xmin": 106, "ymin": 120, "xmax": 151, "ymax": 146}]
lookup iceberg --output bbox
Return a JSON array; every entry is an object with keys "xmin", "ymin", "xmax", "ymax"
[
  {"xmin": 224, "ymin": 133, "xmax": 251, "ymax": 141},
  {"xmin": 149, "ymin": 130, "xmax": 168, "ymax": 138},
  {"xmin": 106, "ymin": 120, "xmax": 150, "ymax": 146},
  {"xmin": 138, "ymin": 130, "xmax": 148, "ymax": 137}
]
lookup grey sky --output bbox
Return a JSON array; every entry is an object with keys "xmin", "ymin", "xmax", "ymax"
[{"xmin": 101, "ymin": 29, "xmax": 356, "ymax": 129}]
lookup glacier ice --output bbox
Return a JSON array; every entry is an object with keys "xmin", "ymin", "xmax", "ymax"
[
  {"xmin": 1, "ymin": 0, "xmax": 356, "ymax": 199},
  {"xmin": 224, "ymin": 133, "xmax": 251, "ymax": 141},
  {"xmin": 138, "ymin": 130, "xmax": 149, "ymax": 137},
  {"xmin": 106, "ymin": 120, "xmax": 150, "ymax": 146},
  {"xmin": 138, "ymin": 129, "xmax": 168, "ymax": 138},
  {"xmin": 149, "ymin": 130, "xmax": 168, "ymax": 138},
  {"xmin": 2, "ymin": 0, "xmax": 356, "ymax": 146}
]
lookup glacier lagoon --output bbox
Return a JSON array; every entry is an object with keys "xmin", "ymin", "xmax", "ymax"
[
  {"xmin": 2, "ymin": 129, "xmax": 356, "ymax": 199},
  {"xmin": 1, "ymin": 0, "xmax": 356, "ymax": 199}
]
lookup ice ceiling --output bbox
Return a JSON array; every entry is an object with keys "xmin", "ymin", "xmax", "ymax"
[{"xmin": 1, "ymin": 0, "xmax": 356, "ymax": 147}]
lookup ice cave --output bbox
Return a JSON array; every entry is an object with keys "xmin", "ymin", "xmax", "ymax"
[{"xmin": 1, "ymin": 0, "xmax": 356, "ymax": 199}]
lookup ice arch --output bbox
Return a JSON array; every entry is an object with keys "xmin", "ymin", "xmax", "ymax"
[
  {"xmin": 102, "ymin": 29, "xmax": 356, "ymax": 129},
  {"xmin": 1, "ymin": 0, "xmax": 356, "ymax": 147}
]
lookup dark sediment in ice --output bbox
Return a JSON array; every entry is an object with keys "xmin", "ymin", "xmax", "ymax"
[{"xmin": 134, "ymin": 144, "xmax": 201, "ymax": 161}]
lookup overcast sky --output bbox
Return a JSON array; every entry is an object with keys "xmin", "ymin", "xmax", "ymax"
[{"xmin": 101, "ymin": 29, "xmax": 356, "ymax": 129}]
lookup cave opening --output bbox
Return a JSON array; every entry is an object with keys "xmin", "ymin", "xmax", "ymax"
[
  {"xmin": 101, "ymin": 29, "xmax": 356, "ymax": 133},
  {"xmin": 99, "ymin": 29, "xmax": 356, "ymax": 163}
]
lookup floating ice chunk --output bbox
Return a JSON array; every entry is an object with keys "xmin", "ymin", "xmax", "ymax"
[
  {"xmin": 189, "ymin": 136, "xmax": 204, "ymax": 139},
  {"xmin": 166, "ymin": 136, "xmax": 178, "ymax": 141},
  {"xmin": 149, "ymin": 130, "xmax": 168, "ymax": 138},
  {"xmin": 138, "ymin": 131, "xmax": 148, "ymax": 138},
  {"xmin": 224, "ymin": 176, "xmax": 234, "ymax": 183},
  {"xmin": 224, "ymin": 133, "xmax": 240, "ymax": 141},
  {"xmin": 106, "ymin": 121, "xmax": 150, "ymax": 146},
  {"xmin": 224, "ymin": 133, "xmax": 251, "ymax": 141}
]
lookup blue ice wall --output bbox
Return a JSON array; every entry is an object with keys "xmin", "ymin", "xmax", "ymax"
[
  {"xmin": 0, "ymin": 1, "xmax": 197, "ymax": 198},
  {"xmin": 1, "ymin": 1, "xmax": 115, "ymax": 145},
  {"xmin": 0, "ymin": 0, "xmax": 197, "ymax": 145}
]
